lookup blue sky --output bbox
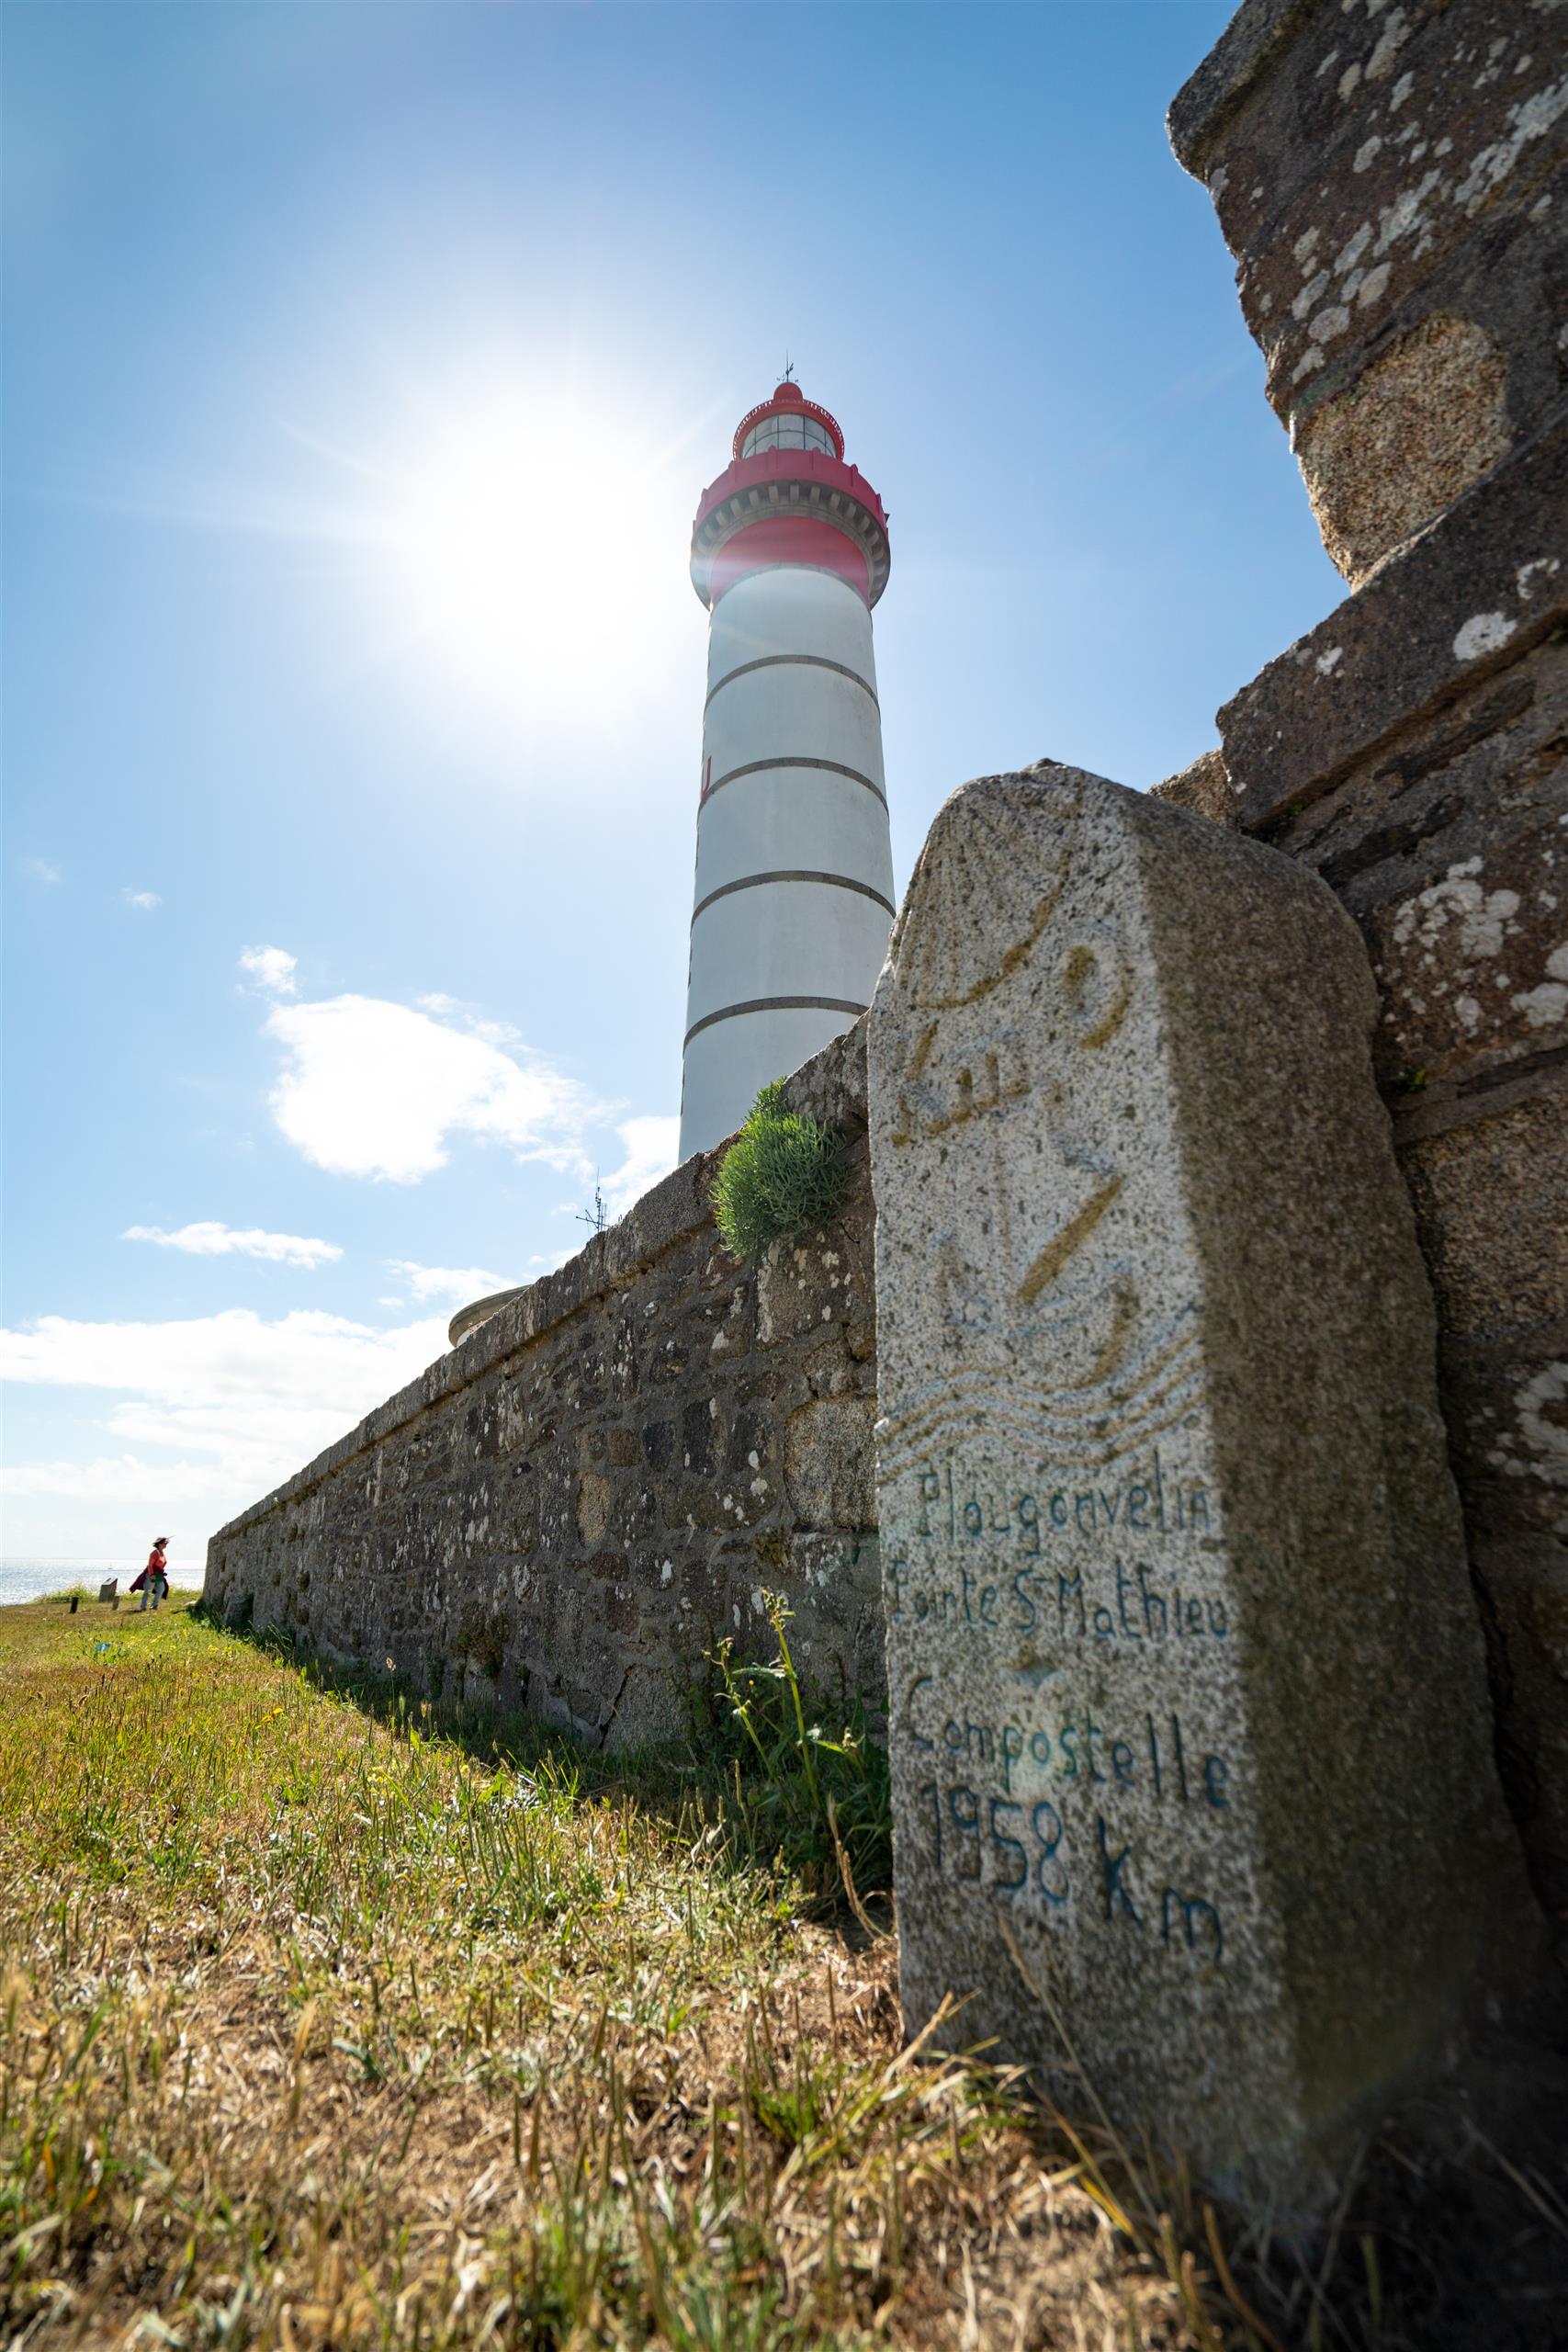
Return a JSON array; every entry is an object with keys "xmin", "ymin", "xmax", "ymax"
[{"xmin": 2, "ymin": 0, "xmax": 1344, "ymax": 1575}]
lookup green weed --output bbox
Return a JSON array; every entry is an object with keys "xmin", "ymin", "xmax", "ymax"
[
  {"xmin": 711, "ymin": 1082, "xmax": 849, "ymax": 1263},
  {"xmin": 696, "ymin": 1593, "xmax": 891, "ymax": 1922}
]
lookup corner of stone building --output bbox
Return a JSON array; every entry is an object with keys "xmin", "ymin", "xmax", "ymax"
[
  {"xmin": 1172, "ymin": 0, "xmax": 1567, "ymax": 588},
  {"xmin": 1176, "ymin": 0, "xmax": 1568, "ymax": 1937}
]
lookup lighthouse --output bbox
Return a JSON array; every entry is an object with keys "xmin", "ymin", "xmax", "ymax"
[{"xmin": 679, "ymin": 379, "xmax": 894, "ymax": 1158}]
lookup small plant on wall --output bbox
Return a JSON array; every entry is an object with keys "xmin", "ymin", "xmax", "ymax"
[{"xmin": 712, "ymin": 1080, "xmax": 849, "ymax": 1263}]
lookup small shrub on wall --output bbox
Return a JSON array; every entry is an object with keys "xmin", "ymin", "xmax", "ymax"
[{"xmin": 712, "ymin": 1081, "xmax": 849, "ymax": 1263}]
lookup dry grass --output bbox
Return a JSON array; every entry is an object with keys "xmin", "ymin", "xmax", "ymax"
[{"xmin": 0, "ymin": 1595, "xmax": 1273, "ymax": 2349}]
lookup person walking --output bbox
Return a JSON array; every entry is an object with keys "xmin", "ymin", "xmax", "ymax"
[{"xmin": 132, "ymin": 1537, "xmax": 170, "ymax": 1611}]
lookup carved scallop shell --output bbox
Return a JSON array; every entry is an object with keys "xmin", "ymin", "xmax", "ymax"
[{"xmin": 890, "ymin": 787, "xmax": 1070, "ymax": 1010}]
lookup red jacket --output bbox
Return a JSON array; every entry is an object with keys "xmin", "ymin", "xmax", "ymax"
[{"xmin": 132, "ymin": 1547, "xmax": 167, "ymax": 1592}]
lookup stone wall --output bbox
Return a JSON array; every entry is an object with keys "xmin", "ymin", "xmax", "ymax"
[
  {"xmin": 203, "ymin": 1029, "xmax": 884, "ymax": 1747},
  {"xmin": 1168, "ymin": 0, "xmax": 1568, "ymax": 1922}
]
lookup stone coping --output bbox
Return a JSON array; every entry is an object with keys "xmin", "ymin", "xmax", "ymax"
[
  {"xmin": 1218, "ymin": 405, "xmax": 1568, "ymax": 831},
  {"xmin": 208, "ymin": 1020, "xmax": 870, "ymax": 1545},
  {"xmin": 448, "ymin": 1287, "xmax": 529, "ymax": 1349},
  {"xmin": 1167, "ymin": 0, "xmax": 1314, "ymax": 178}
]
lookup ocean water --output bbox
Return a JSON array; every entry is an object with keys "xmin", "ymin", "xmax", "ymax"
[{"xmin": 1, "ymin": 1560, "xmax": 130, "ymax": 1607}]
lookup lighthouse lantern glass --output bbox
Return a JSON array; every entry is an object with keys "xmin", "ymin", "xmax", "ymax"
[{"xmin": 739, "ymin": 414, "xmax": 837, "ymax": 458}]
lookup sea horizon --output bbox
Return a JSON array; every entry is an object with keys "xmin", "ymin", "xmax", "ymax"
[{"xmin": 0, "ymin": 1558, "xmax": 199, "ymax": 1608}]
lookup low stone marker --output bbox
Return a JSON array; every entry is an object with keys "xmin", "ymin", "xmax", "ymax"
[{"xmin": 868, "ymin": 762, "xmax": 1537, "ymax": 2199}]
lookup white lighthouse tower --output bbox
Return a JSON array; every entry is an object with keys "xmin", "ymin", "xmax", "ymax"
[{"xmin": 679, "ymin": 379, "xmax": 894, "ymax": 1158}]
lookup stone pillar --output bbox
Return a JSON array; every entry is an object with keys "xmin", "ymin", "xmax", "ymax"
[
  {"xmin": 1168, "ymin": 0, "xmax": 1568, "ymax": 1928},
  {"xmin": 868, "ymin": 761, "xmax": 1537, "ymax": 2198}
]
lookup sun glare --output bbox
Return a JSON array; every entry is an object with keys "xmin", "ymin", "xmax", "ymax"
[{"xmin": 376, "ymin": 382, "xmax": 697, "ymax": 730}]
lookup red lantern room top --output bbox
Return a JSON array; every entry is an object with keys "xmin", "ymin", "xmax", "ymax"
[
  {"xmin": 690, "ymin": 380, "xmax": 890, "ymax": 612},
  {"xmin": 730, "ymin": 382, "xmax": 845, "ymax": 464}
]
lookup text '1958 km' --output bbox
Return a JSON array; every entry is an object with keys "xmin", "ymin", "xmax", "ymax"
[{"xmin": 912, "ymin": 1781, "xmax": 1226, "ymax": 1962}]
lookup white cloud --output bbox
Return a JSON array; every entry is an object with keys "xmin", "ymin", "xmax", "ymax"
[
  {"xmin": 242, "ymin": 953, "xmax": 661, "ymax": 1198},
  {"xmin": 124, "ymin": 889, "xmax": 162, "ymax": 911},
  {"xmin": 384, "ymin": 1259, "xmax": 513, "ymax": 1303},
  {"xmin": 413, "ymin": 990, "xmax": 521, "ymax": 1046},
  {"xmin": 1, "ymin": 1306, "xmax": 449, "ymax": 1517},
  {"xmin": 263, "ymin": 990, "xmax": 600, "ymax": 1183},
  {"xmin": 602, "ymin": 1114, "xmax": 682, "ymax": 1216},
  {"xmin": 4, "ymin": 1454, "xmax": 233, "ymax": 1502},
  {"xmin": 25, "ymin": 856, "xmax": 62, "ymax": 885},
  {"xmin": 124, "ymin": 1220, "xmax": 342, "ymax": 1271},
  {"xmin": 4, "ymin": 922, "xmax": 678, "ymax": 1560},
  {"xmin": 238, "ymin": 944, "xmax": 298, "ymax": 996}
]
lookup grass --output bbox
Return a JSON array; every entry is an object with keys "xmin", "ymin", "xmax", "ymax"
[{"xmin": 0, "ymin": 1593, "xmax": 1363, "ymax": 2349}]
